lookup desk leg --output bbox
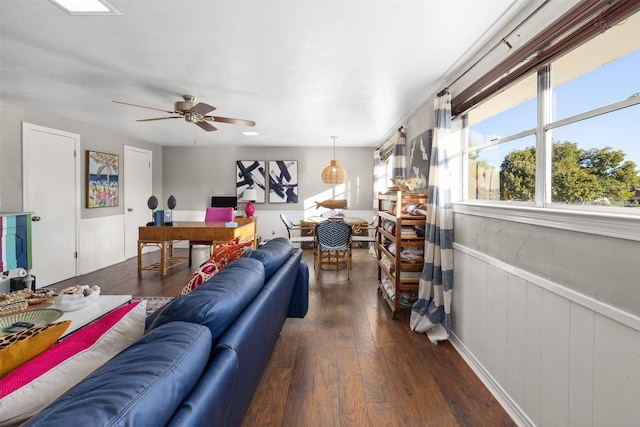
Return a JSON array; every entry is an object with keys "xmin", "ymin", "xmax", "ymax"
[
  {"xmin": 160, "ymin": 241, "xmax": 167, "ymax": 276},
  {"xmin": 137, "ymin": 241, "xmax": 143, "ymax": 276}
]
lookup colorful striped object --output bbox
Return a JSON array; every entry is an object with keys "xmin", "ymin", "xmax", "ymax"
[{"xmin": 0, "ymin": 214, "xmax": 32, "ymax": 273}]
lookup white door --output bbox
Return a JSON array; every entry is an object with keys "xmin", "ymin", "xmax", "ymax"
[
  {"xmin": 124, "ymin": 146, "xmax": 152, "ymax": 259},
  {"xmin": 22, "ymin": 123, "xmax": 79, "ymax": 288}
]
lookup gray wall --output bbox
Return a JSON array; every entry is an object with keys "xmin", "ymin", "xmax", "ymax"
[
  {"xmin": 0, "ymin": 103, "xmax": 164, "ymax": 217},
  {"xmin": 1, "ymin": 102, "xmax": 373, "ymax": 217},
  {"xmin": 162, "ymin": 146, "xmax": 374, "ymax": 211}
]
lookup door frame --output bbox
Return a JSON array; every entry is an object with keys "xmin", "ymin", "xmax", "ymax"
[{"xmin": 22, "ymin": 122, "xmax": 81, "ymax": 279}]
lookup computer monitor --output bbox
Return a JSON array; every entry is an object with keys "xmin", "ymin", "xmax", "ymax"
[{"xmin": 211, "ymin": 196, "xmax": 237, "ymax": 209}]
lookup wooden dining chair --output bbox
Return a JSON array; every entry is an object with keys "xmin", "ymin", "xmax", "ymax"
[
  {"xmin": 279, "ymin": 214, "xmax": 315, "ymax": 247},
  {"xmin": 189, "ymin": 207, "xmax": 234, "ymax": 266},
  {"xmin": 313, "ymin": 220, "xmax": 352, "ymax": 280},
  {"xmin": 351, "ymin": 215, "xmax": 378, "ymax": 248}
]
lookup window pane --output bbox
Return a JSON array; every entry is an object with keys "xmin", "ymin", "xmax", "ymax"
[
  {"xmin": 554, "ymin": 50, "xmax": 640, "ymax": 120},
  {"xmin": 551, "ymin": 9, "xmax": 640, "ymax": 121},
  {"xmin": 550, "ymin": 105, "xmax": 640, "ymax": 206},
  {"xmin": 468, "ymin": 135, "xmax": 536, "ymax": 201},
  {"xmin": 467, "ymin": 74, "xmax": 537, "ymax": 148}
]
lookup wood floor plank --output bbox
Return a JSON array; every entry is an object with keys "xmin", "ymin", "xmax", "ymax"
[
  {"xmin": 243, "ymin": 366, "xmax": 291, "ymax": 427},
  {"xmin": 336, "ymin": 347, "xmax": 369, "ymax": 426},
  {"xmin": 366, "ymin": 400, "xmax": 406, "ymax": 427},
  {"xmin": 50, "ymin": 247, "xmax": 515, "ymax": 426}
]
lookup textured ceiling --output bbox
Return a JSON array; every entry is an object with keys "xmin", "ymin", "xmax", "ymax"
[{"xmin": 0, "ymin": 0, "xmax": 528, "ymax": 147}]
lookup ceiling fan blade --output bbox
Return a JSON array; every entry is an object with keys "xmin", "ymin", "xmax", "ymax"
[
  {"xmin": 136, "ymin": 116, "xmax": 182, "ymax": 122},
  {"xmin": 113, "ymin": 100, "xmax": 175, "ymax": 114},
  {"xmin": 204, "ymin": 116, "xmax": 256, "ymax": 127},
  {"xmin": 196, "ymin": 121, "xmax": 217, "ymax": 132},
  {"xmin": 190, "ymin": 102, "xmax": 216, "ymax": 116}
]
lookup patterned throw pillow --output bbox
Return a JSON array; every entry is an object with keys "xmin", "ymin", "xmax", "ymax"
[
  {"xmin": 180, "ymin": 261, "xmax": 219, "ymax": 297},
  {"xmin": 179, "ymin": 237, "xmax": 253, "ymax": 297},
  {"xmin": 0, "ymin": 321, "xmax": 71, "ymax": 378}
]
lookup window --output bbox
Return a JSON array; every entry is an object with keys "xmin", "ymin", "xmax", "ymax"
[
  {"xmin": 466, "ymin": 74, "xmax": 537, "ymax": 202},
  {"xmin": 463, "ymin": 10, "xmax": 640, "ymax": 212},
  {"xmin": 550, "ymin": 43, "xmax": 640, "ymax": 207}
]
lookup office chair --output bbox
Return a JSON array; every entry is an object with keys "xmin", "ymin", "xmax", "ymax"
[{"xmin": 189, "ymin": 207, "xmax": 234, "ymax": 266}]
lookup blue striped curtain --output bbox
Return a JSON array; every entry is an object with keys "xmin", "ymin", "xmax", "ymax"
[
  {"xmin": 391, "ymin": 128, "xmax": 406, "ymax": 180},
  {"xmin": 410, "ymin": 93, "xmax": 454, "ymax": 344}
]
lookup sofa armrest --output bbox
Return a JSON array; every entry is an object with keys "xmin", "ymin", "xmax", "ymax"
[
  {"xmin": 166, "ymin": 347, "xmax": 238, "ymax": 427},
  {"xmin": 287, "ymin": 261, "xmax": 309, "ymax": 318}
]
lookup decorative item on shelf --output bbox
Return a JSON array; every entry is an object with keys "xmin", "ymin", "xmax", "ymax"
[
  {"xmin": 243, "ymin": 188, "xmax": 258, "ymax": 218},
  {"xmin": 147, "ymin": 195, "xmax": 158, "ymax": 226},
  {"xmin": 392, "ymin": 177, "xmax": 423, "ymax": 193},
  {"xmin": 165, "ymin": 195, "xmax": 176, "ymax": 225},
  {"xmin": 321, "ymin": 136, "xmax": 347, "ymax": 184}
]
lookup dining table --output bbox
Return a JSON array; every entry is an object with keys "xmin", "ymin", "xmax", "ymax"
[{"xmin": 299, "ymin": 216, "xmax": 371, "ymax": 247}]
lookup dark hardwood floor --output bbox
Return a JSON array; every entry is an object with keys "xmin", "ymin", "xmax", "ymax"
[{"xmin": 51, "ymin": 246, "xmax": 515, "ymax": 427}]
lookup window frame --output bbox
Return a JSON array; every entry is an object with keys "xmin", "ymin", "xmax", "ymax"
[{"xmin": 457, "ymin": 63, "xmax": 640, "ymax": 242}]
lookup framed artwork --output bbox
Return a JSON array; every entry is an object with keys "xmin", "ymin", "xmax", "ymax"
[
  {"xmin": 236, "ymin": 160, "xmax": 266, "ymax": 203},
  {"xmin": 86, "ymin": 150, "xmax": 119, "ymax": 208},
  {"xmin": 408, "ymin": 129, "xmax": 432, "ymax": 189},
  {"xmin": 269, "ymin": 160, "xmax": 298, "ymax": 203}
]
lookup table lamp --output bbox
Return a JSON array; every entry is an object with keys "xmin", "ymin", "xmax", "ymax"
[{"xmin": 243, "ymin": 188, "xmax": 258, "ymax": 218}]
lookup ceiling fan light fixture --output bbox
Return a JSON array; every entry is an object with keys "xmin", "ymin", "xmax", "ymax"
[{"xmin": 321, "ymin": 136, "xmax": 347, "ymax": 184}]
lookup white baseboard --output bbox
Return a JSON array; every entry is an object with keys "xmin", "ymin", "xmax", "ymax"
[{"xmin": 448, "ymin": 333, "xmax": 535, "ymax": 427}]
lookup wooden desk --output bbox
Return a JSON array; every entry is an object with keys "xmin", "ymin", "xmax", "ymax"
[{"xmin": 138, "ymin": 218, "xmax": 257, "ymax": 275}]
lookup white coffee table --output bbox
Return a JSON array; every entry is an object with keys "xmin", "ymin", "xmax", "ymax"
[{"xmin": 52, "ymin": 295, "xmax": 132, "ymax": 337}]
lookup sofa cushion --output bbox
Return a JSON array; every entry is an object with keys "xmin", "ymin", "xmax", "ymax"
[
  {"xmin": 146, "ymin": 257, "xmax": 265, "ymax": 341},
  {"xmin": 245, "ymin": 237, "xmax": 292, "ymax": 279},
  {"xmin": 23, "ymin": 321, "xmax": 212, "ymax": 427},
  {"xmin": 0, "ymin": 301, "xmax": 146, "ymax": 426}
]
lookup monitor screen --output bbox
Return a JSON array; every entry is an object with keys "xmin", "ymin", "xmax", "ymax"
[{"xmin": 211, "ymin": 196, "xmax": 237, "ymax": 209}]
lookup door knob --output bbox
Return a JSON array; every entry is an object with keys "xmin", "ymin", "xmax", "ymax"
[
  {"xmin": 128, "ymin": 208, "xmax": 133, "ymax": 212},
  {"xmin": 32, "ymin": 216, "xmax": 41, "ymax": 221}
]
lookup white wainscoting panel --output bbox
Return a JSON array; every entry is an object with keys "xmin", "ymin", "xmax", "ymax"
[
  {"xmin": 505, "ymin": 274, "xmax": 527, "ymax": 411},
  {"xmin": 593, "ymin": 315, "xmax": 640, "ymax": 426},
  {"xmin": 569, "ymin": 303, "xmax": 595, "ymax": 427},
  {"xmin": 79, "ymin": 215, "xmax": 126, "ymax": 274},
  {"xmin": 485, "ymin": 264, "xmax": 508, "ymax": 386},
  {"xmin": 524, "ymin": 282, "xmax": 542, "ymax": 425},
  {"xmin": 451, "ymin": 246, "xmax": 640, "ymax": 427},
  {"xmin": 540, "ymin": 291, "xmax": 571, "ymax": 426}
]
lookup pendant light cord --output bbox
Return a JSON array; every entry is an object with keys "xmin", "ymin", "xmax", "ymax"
[{"xmin": 331, "ymin": 136, "xmax": 337, "ymax": 159}]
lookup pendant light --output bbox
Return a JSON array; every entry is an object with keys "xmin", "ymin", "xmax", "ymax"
[{"xmin": 321, "ymin": 136, "xmax": 347, "ymax": 184}]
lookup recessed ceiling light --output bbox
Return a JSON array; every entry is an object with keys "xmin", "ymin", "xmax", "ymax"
[
  {"xmin": 241, "ymin": 131, "xmax": 260, "ymax": 136},
  {"xmin": 49, "ymin": 0, "xmax": 120, "ymax": 15}
]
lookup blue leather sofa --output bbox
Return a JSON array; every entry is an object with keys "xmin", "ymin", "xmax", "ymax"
[{"xmin": 24, "ymin": 237, "xmax": 309, "ymax": 427}]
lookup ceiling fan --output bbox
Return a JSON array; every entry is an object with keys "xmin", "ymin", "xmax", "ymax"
[{"xmin": 113, "ymin": 95, "xmax": 256, "ymax": 132}]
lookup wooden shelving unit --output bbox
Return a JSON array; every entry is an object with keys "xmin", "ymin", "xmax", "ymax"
[{"xmin": 376, "ymin": 191, "xmax": 427, "ymax": 319}]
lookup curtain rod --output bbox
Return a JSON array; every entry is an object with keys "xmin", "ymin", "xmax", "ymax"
[{"xmin": 443, "ymin": 0, "xmax": 550, "ymax": 92}]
